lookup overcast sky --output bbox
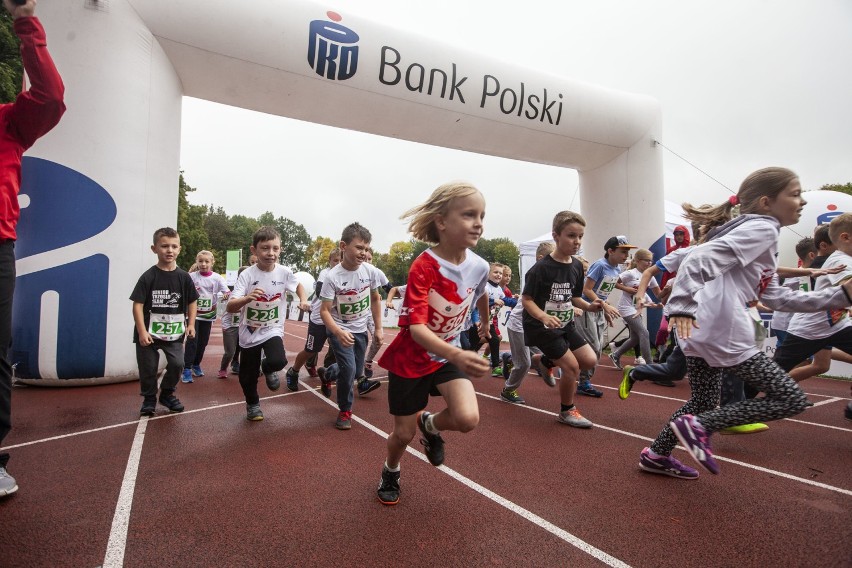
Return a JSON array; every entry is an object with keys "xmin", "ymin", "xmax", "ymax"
[{"xmin": 179, "ymin": 0, "xmax": 852, "ymax": 253}]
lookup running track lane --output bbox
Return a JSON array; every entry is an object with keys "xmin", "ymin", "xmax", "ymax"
[{"xmin": 0, "ymin": 320, "xmax": 849, "ymax": 567}]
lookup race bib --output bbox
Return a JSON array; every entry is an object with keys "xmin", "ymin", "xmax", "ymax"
[
  {"xmin": 336, "ymin": 288, "xmax": 371, "ymax": 322},
  {"xmin": 545, "ymin": 300, "xmax": 574, "ymax": 325},
  {"xmin": 244, "ymin": 300, "xmax": 281, "ymax": 328},
  {"xmin": 197, "ymin": 295, "xmax": 216, "ymax": 320},
  {"xmin": 427, "ymin": 289, "xmax": 475, "ymax": 340},
  {"xmin": 596, "ymin": 276, "xmax": 618, "ymax": 300},
  {"xmin": 148, "ymin": 312, "xmax": 185, "ymax": 341}
]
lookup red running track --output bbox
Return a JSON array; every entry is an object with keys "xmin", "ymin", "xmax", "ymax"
[{"xmin": 0, "ymin": 320, "xmax": 850, "ymax": 567}]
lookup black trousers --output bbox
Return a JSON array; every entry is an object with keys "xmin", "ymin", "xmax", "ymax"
[
  {"xmin": 183, "ymin": 319, "xmax": 213, "ymax": 368},
  {"xmin": 0, "ymin": 241, "xmax": 15, "ymax": 468},
  {"xmin": 238, "ymin": 336, "xmax": 287, "ymax": 405}
]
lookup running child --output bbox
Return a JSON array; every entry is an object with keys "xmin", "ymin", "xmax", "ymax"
[
  {"xmin": 650, "ymin": 168, "xmax": 852, "ymax": 479},
  {"xmin": 227, "ymin": 227, "xmax": 309, "ymax": 421},
  {"xmin": 500, "ymin": 241, "xmax": 560, "ymax": 404},
  {"xmin": 385, "ymin": 284, "xmax": 407, "ymax": 310},
  {"xmin": 575, "ymin": 236, "xmax": 633, "ymax": 396},
  {"xmin": 376, "ymin": 182, "xmax": 491, "ymax": 505},
  {"xmin": 319, "ymin": 223, "xmax": 384, "ymax": 430},
  {"xmin": 521, "ymin": 211, "xmax": 619, "ymax": 427},
  {"xmin": 182, "ymin": 250, "xmax": 229, "ymax": 383},
  {"xmin": 218, "ymin": 266, "xmax": 248, "ymax": 379},
  {"xmin": 131, "ymin": 227, "xmax": 198, "ymax": 416},
  {"xmin": 608, "ymin": 249, "xmax": 662, "ymax": 370},
  {"xmin": 285, "ymin": 249, "xmax": 341, "ymax": 395}
]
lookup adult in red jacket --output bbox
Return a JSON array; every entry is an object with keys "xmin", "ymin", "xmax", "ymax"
[
  {"xmin": 0, "ymin": 0, "xmax": 66, "ymax": 498},
  {"xmin": 659, "ymin": 224, "xmax": 690, "ymax": 289}
]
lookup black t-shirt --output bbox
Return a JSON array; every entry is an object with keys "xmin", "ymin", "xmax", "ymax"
[
  {"xmin": 130, "ymin": 265, "xmax": 199, "ymax": 343},
  {"xmin": 521, "ymin": 255, "xmax": 584, "ymax": 335}
]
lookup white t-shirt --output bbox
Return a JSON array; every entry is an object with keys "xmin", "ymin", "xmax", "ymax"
[
  {"xmin": 309, "ymin": 267, "xmax": 332, "ymax": 326},
  {"xmin": 506, "ymin": 300, "xmax": 525, "ymax": 333},
  {"xmin": 616, "ymin": 267, "xmax": 654, "ymax": 318},
  {"xmin": 231, "ymin": 264, "xmax": 298, "ymax": 348},
  {"xmin": 320, "ymin": 262, "xmax": 383, "ymax": 334},
  {"xmin": 365, "ymin": 263, "xmax": 389, "ymax": 331},
  {"xmin": 770, "ymin": 276, "xmax": 805, "ymax": 332},
  {"xmin": 786, "ymin": 251, "xmax": 852, "ymax": 339},
  {"xmin": 191, "ymin": 272, "xmax": 229, "ymax": 322}
]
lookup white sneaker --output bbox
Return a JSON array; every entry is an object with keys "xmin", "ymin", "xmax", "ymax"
[
  {"xmin": 635, "ymin": 357, "xmax": 646, "ymax": 365},
  {"xmin": 608, "ymin": 342, "xmax": 616, "ymax": 352},
  {"xmin": 0, "ymin": 467, "xmax": 18, "ymax": 497},
  {"xmin": 556, "ymin": 408, "xmax": 593, "ymax": 428}
]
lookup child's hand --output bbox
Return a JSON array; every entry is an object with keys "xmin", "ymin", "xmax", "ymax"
[
  {"xmin": 494, "ymin": 298, "xmax": 504, "ymax": 307},
  {"xmin": 539, "ymin": 313, "xmax": 562, "ymax": 329},
  {"xmin": 573, "ymin": 307, "xmax": 584, "ymax": 318},
  {"xmin": 246, "ymin": 287, "xmax": 265, "ymax": 302},
  {"xmin": 385, "ymin": 300, "xmax": 395, "ymax": 310},
  {"xmin": 451, "ymin": 350, "xmax": 491, "ymax": 379},
  {"xmin": 186, "ymin": 326, "xmax": 196, "ymax": 339},
  {"xmin": 139, "ymin": 331, "xmax": 153, "ymax": 346},
  {"xmin": 812, "ymin": 265, "xmax": 846, "ymax": 277},
  {"xmin": 335, "ymin": 328, "xmax": 355, "ymax": 347},
  {"xmin": 373, "ymin": 328, "xmax": 383, "ymax": 346},
  {"xmin": 669, "ymin": 315, "xmax": 698, "ymax": 339},
  {"xmin": 478, "ymin": 322, "xmax": 491, "ymax": 342},
  {"xmin": 298, "ymin": 300, "xmax": 310, "ymax": 311}
]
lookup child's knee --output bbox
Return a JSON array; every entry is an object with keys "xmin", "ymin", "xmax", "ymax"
[{"xmin": 455, "ymin": 407, "xmax": 480, "ymax": 433}]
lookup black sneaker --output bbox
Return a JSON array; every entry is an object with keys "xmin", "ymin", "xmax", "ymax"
[
  {"xmin": 317, "ymin": 367, "xmax": 332, "ymax": 398},
  {"xmin": 140, "ymin": 396, "xmax": 156, "ymax": 416},
  {"xmin": 845, "ymin": 401, "xmax": 852, "ymax": 421},
  {"xmin": 158, "ymin": 391, "xmax": 184, "ymax": 413},
  {"xmin": 417, "ymin": 411, "xmax": 445, "ymax": 467},
  {"xmin": 357, "ymin": 377, "xmax": 381, "ymax": 396},
  {"xmin": 261, "ymin": 357, "xmax": 280, "ymax": 391},
  {"xmin": 285, "ymin": 367, "xmax": 299, "ymax": 392},
  {"xmin": 377, "ymin": 466, "xmax": 400, "ymax": 505}
]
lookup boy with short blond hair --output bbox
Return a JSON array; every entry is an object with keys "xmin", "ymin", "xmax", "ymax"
[{"xmin": 131, "ymin": 227, "xmax": 198, "ymax": 416}]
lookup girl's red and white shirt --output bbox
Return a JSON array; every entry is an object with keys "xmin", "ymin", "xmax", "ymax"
[{"xmin": 379, "ymin": 248, "xmax": 488, "ymax": 378}]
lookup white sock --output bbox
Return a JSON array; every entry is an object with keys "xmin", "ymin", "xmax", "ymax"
[
  {"xmin": 384, "ymin": 461, "xmax": 400, "ymax": 472},
  {"xmin": 424, "ymin": 413, "xmax": 439, "ymax": 435}
]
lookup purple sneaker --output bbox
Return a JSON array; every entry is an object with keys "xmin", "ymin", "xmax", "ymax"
[
  {"xmin": 639, "ymin": 447, "xmax": 698, "ymax": 479},
  {"xmin": 669, "ymin": 414, "xmax": 719, "ymax": 474}
]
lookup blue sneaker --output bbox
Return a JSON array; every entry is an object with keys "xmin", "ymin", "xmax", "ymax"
[
  {"xmin": 181, "ymin": 369, "xmax": 193, "ymax": 383},
  {"xmin": 577, "ymin": 380, "xmax": 603, "ymax": 397},
  {"xmin": 191, "ymin": 365, "xmax": 204, "ymax": 377}
]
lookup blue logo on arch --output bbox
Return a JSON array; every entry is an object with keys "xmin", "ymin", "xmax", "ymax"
[
  {"xmin": 817, "ymin": 211, "xmax": 843, "ymax": 225},
  {"xmin": 12, "ymin": 157, "xmax": 115, "ymax": 379},
  {"xmin": 307, "ymin": 11, "xmax": 359, "ymax": 81}
]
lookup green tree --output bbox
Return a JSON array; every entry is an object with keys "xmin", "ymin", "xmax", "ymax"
[
  {"xmin": 176, "ymin": 173, "xmax": 211, "ymax": 270},
  {"xmin": 0, "ymin": 11, "xmax": 22, "ymax": 104},
  {"xmin": 378, "ymin": 240, "xmax": 414, "ymax": 285},
  {"xmin": 304, "ymin": 236, "xmax": 338, "ymax": 275},
  {"xmin": 203, "ymin": 205, "xmax": 231, "ymax": 267},
  {"xmin": 492, "ymin": 239, "xmax": 521, "ymax": 290},
  {"xmin": 819, "ymin": 182, "xmax": 852, "ymax": 196},
  {"xmin": 228, "ymin": 214, "xmax": 260, "ymax": 265}
]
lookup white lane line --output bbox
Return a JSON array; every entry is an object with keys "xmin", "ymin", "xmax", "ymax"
[
  {"xmin": 102, "ymin": 417, "xmax": 148, "ymax": 568},
  {"xmin": 299, "ymin": 379, "xmax": 632, "ymax": 568},
  {"xmin": 810, "ymin": 396, "xmax": 843, "ymax": 407},
  {"xmin": 476, "ymin": 391, "xmax": 852, "ymax": 497}
]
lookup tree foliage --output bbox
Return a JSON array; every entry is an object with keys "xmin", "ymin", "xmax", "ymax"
[
  {"xmin": 0, "ymin": 11, "xmax": 22, "ymax": 104},
  {"xmin": 176, "ymin": 173, "xmax": 211, "ymax": 270},
  {"xmin": 819, "ymin": 182, "xmax": 852, "ymax": 196},
  {"xmin": 304, "ymin": 236, "xmax": 338, "ymax": 275}
]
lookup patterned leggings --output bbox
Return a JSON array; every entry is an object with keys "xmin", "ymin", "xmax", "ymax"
[{"xmin": 650, "ymin": 352, "xmax": 809, "ymax": 456}]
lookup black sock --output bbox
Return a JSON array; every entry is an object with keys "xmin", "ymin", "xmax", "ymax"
[{"xmin": 560, "ymin": 404, "xmax": 575, "ymax": 412}]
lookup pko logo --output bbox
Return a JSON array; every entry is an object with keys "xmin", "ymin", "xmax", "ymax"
[
  {"xmin": 308, "ymin": 11, "xmax": 359, "ymax": 81},
  {"xmin": 817, "ymin": 203, "xmax": 843, "ymax": 225}
]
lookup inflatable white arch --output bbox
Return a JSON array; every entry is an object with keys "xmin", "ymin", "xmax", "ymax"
[{"xmin": 17, "ymin": 0, "xmax": 664, "ymax": 383}]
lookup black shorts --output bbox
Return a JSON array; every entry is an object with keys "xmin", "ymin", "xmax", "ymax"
[
  {"xmin": 304, "ymin": 320, "xmax": 329, "ymax": 353},
  {"xmin": 388, "ymin": 362, "xmax": 468, "ymax": 416},
  {"xmin": 524, "ymin": 323, "xmax": 588, "ymax": 361}
]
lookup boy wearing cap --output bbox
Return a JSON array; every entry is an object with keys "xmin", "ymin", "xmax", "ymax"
[{"xmin": 575, "ymin": 236, "xmax": 635, "ymax": 396}]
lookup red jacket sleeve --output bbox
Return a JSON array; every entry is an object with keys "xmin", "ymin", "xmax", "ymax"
[{"xmin": 6, "ymin": 17, "xmax": 66, "ymax": 149}]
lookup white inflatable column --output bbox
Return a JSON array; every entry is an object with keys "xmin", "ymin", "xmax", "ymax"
[{"xmin": 13, "ymin": 1, "xmax": 182, "ymax": 383}]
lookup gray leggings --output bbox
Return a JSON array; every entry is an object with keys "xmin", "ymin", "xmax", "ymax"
[
  {"xmin": 650, "ymin": 352, "xmax": 809, "ymax": 456},
  {"xmin": 504, "ymin": 328, "xmax": 530, "ymax": 390},
  {"xmin": 220, "ymin": 326, "xmax": 239, "ymax": 371},
  {"xmin": 612, "ymin": 314, "xmax": 652, "ymax": 362}
]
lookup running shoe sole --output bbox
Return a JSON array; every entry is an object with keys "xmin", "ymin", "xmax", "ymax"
[{"xmin": 619, "ymin": 366, "xmax": 635, "ymax": 400}]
